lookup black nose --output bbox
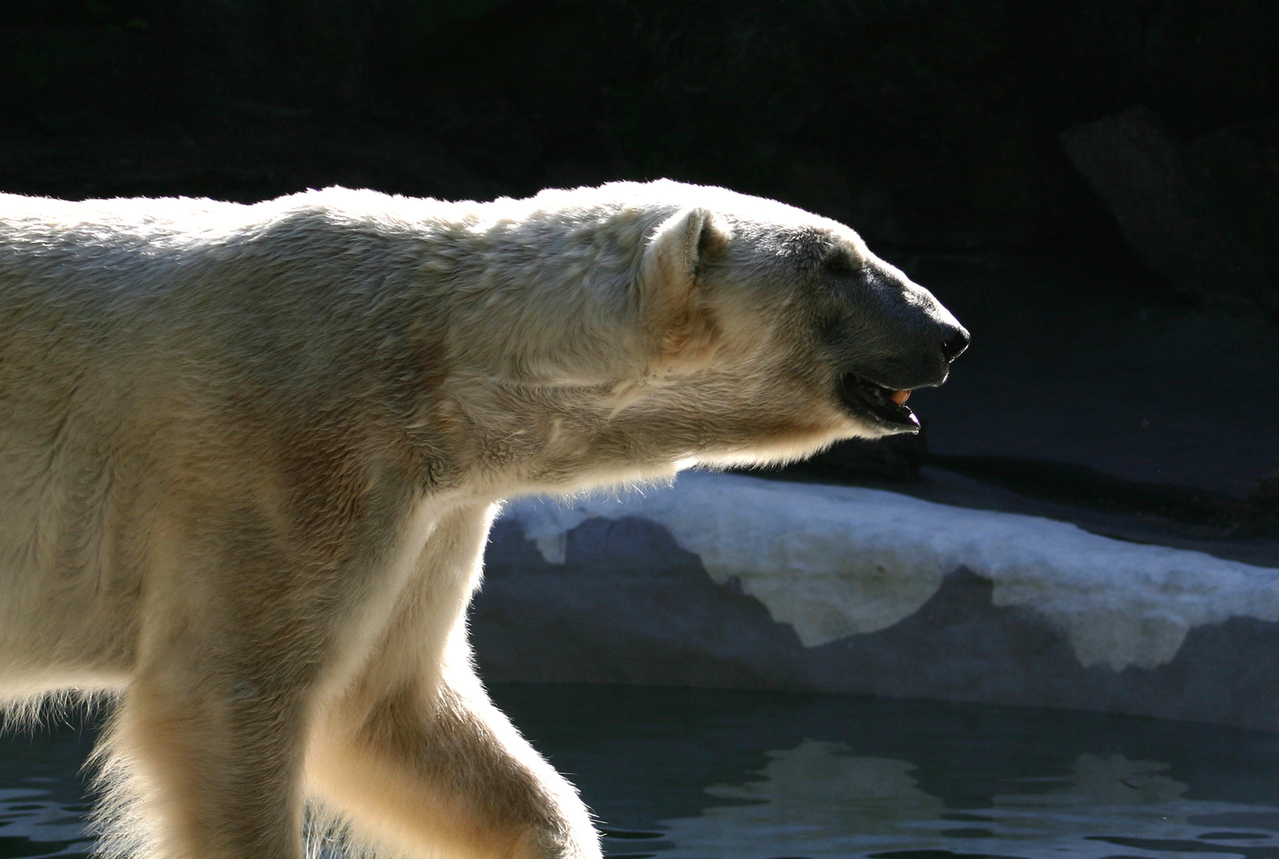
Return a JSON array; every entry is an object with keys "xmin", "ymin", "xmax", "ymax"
[{"xmin": 941, "ymin": 326, "xmax": 969, "ymax": 362}]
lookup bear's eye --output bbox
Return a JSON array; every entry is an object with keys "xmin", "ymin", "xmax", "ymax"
[{"xmin": 823, "ymin": 247, "xmax": 862, "ymax": 277}]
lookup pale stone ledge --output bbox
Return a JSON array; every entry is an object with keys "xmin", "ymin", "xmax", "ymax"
[
  {"xmin": 474, "ymin": 471, "xmax": 1279, "ymax": 729},
  {"xmin": 503, "ymin": 471, "xmax": 1279, "ymax": 671}
]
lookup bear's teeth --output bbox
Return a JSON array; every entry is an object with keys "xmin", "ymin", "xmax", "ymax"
[{"xmin": 890, "ymin": 390, "xmax": 911, "ymax": 406}]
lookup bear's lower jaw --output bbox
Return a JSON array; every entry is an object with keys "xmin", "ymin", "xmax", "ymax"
[{"xmin": 835, "ymin": 372, "xmax": 921, "ymax": 433}]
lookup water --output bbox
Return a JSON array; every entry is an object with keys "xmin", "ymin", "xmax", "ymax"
[
  {"xmin": 2, "ymin": 686, "xmax": 1278, "ymax": 859},
  {"xmin": 0, "ymin": 716, "xmax": 97, "ymax": 858}
]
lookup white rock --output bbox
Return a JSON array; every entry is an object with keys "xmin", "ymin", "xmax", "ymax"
[{"xmin": 503, "ymin": 471, "xmax": 1279, "ymax": 671}]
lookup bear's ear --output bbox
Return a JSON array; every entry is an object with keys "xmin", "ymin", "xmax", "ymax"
[
  {"xmin": 639, "ymin": 206, "xmax": 730, "ymax": 373},
  {"xmin": 642, "ymin": 206, "xmax": 730, "ymax": 292}
]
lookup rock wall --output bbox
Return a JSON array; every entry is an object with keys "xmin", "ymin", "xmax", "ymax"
[
  {"xmin": 4, "ymin": 0, "xmax": 1278, "ymax": 292},
  {"xmin": 1062, "ymin": 107, "xmax": 1279, "ymax": 313}
]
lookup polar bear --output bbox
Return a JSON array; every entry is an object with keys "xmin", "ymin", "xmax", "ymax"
[{"xmin": 0, "ymin": 180, "xmax": 966, "ymax": 859}]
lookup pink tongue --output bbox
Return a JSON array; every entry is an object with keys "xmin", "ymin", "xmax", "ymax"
[{"xmin": 890, "ymin": 390, "xmax": 911, "ymax": 406}]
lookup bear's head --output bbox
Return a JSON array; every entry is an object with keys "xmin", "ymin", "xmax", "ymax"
[
  {"xmin": 434, "ymin": 180, "xmax": 966, "ymax": 483},
  {"xmin": 633, "ymin": 183, "xmax": 967, "ymax": 464}
]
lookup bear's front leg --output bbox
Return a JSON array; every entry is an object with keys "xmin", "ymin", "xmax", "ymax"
[
  {"xmin": 102, "ymin": 628, "xmax": 317, "ymax": 859},
  {"xmin": 307, "ymin": 666, "xmax": 601, "ymax": 859}
]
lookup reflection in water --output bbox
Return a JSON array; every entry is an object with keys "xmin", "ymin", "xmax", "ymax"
[
  {"xmin": 656, "ymin": 744, "xmax": 1259, "ymax": 859},
  {"xmin": 495, "ymin": 685, "xmax": 1279, "ymax": 859},
  {"xmin": 660, "ymin": 742, "xmax": 947, "ymax": 857},
  {"xmin": 3, "ymin": 686, "xmax": 1279, "ymax": 859}
]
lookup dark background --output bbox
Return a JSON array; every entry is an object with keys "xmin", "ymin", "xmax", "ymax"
[{"xmin": 2, "ymin": 0, "xmax": 1277, "ymax": 553}]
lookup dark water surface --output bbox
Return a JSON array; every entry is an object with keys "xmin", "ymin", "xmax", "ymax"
[
  {"xmin": 2, "ymin": 686, "xmax": 1278, "ymax": 859},
  {"xmin": 0, "ymin": 714, "xmax": 97, "ymax": 858}
]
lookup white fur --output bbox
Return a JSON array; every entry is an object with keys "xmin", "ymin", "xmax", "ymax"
[{"xmin": 0, "ymin": 180, "xmax": 961, "ymax": 858}]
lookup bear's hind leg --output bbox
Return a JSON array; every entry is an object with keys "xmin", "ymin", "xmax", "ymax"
[{"xmin": 307, "ymin": 670, "xmax": 601, "ymax": 859}]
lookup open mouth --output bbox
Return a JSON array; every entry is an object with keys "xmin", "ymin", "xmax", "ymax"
[{"xmin": 836, "ymin": 372, "xmax": 920, "ymax": 431}]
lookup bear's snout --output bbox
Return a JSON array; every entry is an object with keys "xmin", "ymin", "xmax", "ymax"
[
  {"xmin": 941, "ymin": 324, "xmax": 970, "ymax": 363},
  {"xmin": 823, "ymin": 265, "xmax": 967, "ymax": 434}
]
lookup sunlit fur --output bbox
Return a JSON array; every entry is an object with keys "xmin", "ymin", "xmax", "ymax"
[{"xmin": 0, "ymin": 180, "xmax": 962, "ymax": 859}]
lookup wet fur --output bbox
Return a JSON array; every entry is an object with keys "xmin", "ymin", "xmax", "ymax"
[{"xmin": 0, "ymin": 180, "xmax": 964, "ymax": 858}]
